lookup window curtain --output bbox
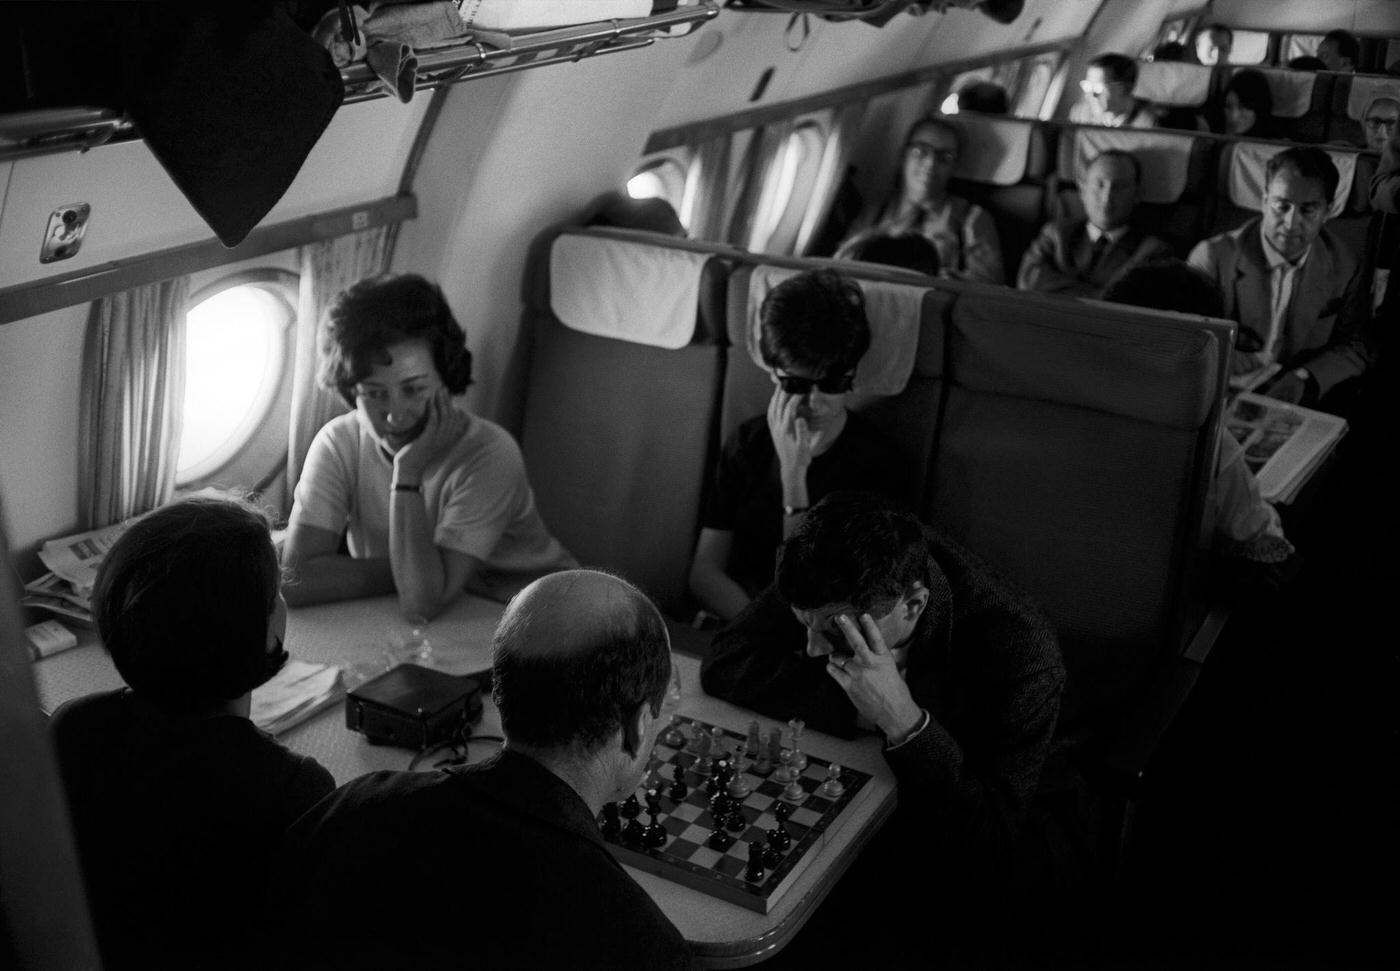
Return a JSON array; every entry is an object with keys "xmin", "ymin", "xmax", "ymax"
[
  {"xmin": 795, "ymin": 102, "xmax": 867, "ymax": 255},
  {"xmin": 78, "ymin": 278, "xmax": 190, "ymax": 530},
  {"xmin": 687, "ymin": 132, "xmax": 734, "ymax": 243},
  {"xmin": 285, "ymin": 226, "xmax": 391, "ymax": 508},
  {"xmin": 726, "ymin": 120, "xmax": 799, "ymax": 250}
]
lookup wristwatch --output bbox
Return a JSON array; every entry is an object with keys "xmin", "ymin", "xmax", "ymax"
[{"xmin": 1292, "ymin": 368, "xmax": 1318, "ymax": 405}]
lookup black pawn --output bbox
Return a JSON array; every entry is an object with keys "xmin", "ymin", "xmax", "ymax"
[
  {"xmin": 745, "ymin": 841, "xmax": 766, "ymax": 883},
  {"xmin": 724, "ymin": 807, "xmax": 747, "ymax": 833},
  {"xmin": 600, "ymin": 802, "xmax": 621, "ymax": 839},
  {"xmin": 620, "ymin": 793, "xmax": 642, "ymax": 819},
  {"xmin": 623, "ymin": 818, "xmax": 645, "ymax": 845},
  {"xmin": 772, "ymin": 800, "xmax": 792, "ymax": 823},
  {"xmin": 668, "ymin": 766, "xmax": 689, "ymax": 802},
  {"xmin": 707, "ymin": 828, "xmax": 734, "ymax": 851}
]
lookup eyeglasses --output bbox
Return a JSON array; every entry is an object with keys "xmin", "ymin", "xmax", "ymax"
[
  {"xmin": 1079, "ymin": 80, "xmax": 1123, "ymax": 98},
  {"xmin": 774, "ymin": 371, "xmax": 855, "ymax": 396},
  {"xmin": 1364, "ymin": 116, "xmax": 1398, "ymax": 130},
  {"xmin": 905, "ymin": 142, "xmax": 957, "ymax": 164}
]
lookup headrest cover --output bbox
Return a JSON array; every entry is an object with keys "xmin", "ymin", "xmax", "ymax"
[
  {"xmin": 1247, "ymin": 68, "xmax": 1316, "ymax": 119},
  {"xmin": 1134, "ymin": 61, "xmax": 1212, "ymax": 107},
  {"xmin": 952, "ymin": 117, "xmax": 1034, "ymax": 187},
  {"xmin": 746, "ymin": 264, "xmax": 922, "ymax": 396},
  {"xmin": 1069, "ymin": 129, "xmax": 1196, "ymax": 204},
  {"xmin": 549, "ymin": 234, "xmax": 707, "ymax": 349},
  {"xmin": 1347, "ymin": 76, "xmax": 1400, "ymax": 120},
  {"xmin": 1226, "ymin": 142, "xmax": 1356, "ymax": 218}
]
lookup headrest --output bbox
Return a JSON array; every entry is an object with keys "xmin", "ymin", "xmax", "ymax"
[
  {"xmin": 1067, "ymin": 129, "xmax": 1197, "ymax": 204},
  {"xmin": 1347, "ymin": 75, "xmax": 1400, "ymax": 120},
  {"xmin": 1133, "ymin": 61, "xmax": 1212, "ymax": 107},
  {"xmin": 1225, "ymin": 142, "xmax": 1356, "ymax": 218},
  {"xmin": 745, "ymin": 264, "xmax": 923, "ymax": 396},
  {"xmin": 549, "ymin": 233, "xmax": 709, "ymax": 349},
  {"xmin": 951, "ymin": 116, "xmax": 1036, "ymax": 187},
  {"xmin": 1245, "ymin": 68, "xmax": 1316, "ymax": 119}
]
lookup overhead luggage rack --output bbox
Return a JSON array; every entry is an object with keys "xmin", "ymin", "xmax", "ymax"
[
  {"xmin": 0, "ymin": 3, "xmax": 720, "ymax": 163},
  {"xmin": 339, "ymin": 3, "xmax": 721, "ymax": 105}
]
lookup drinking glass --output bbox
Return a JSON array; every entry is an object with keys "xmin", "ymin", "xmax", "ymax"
[{"xmin": 393, "ymin": 614, "xmax": 434, "ymax": 667}]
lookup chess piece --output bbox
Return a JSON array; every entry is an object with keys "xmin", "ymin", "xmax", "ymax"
[
  {"xmin": 819, "ymin": 763, "xmax": 845, "ymax": 798},
  {"xmin": 663, "ymin": 718, "xmax": 686, "ymax": 749},
  {"xmin": 643, "ymin": 790, "xmax": 668, "ymax": 849},
  {"xmin": 787, "ymin": 718, "xmax": 808, "ymax": 773},
  {"xmin": 623, "ymin": 816, "xmax": 645, "ymax": 845},
  {"xmin": 725, "ymin": 807, "xmax": 747, "ymax": 833},
  {"xmin": 772, "ymin": 801, "xmax": 792, "ymax": 823},
  {"xmin": 766, "ymin": 728, "xmax": 783, "ymax": 773},
  {"xmin": 746, "ymin": 720, "xmax": 761, "ymax": 758},
  {"xmin": 782, "ymin": 774, "xmax": 805, "ymax": 804},
  {"xmin": 745, "ymin": 840, "xmax": 766, "ymax": 883},
  {"xmin": 694, "ymin": 729, "xmax": 714, "ymax": 777},
  {"xmin": 768, "ymin": 825, "xmax": 791, "ymax": 853},
  {"xmin": 620, "ymin": 793, "xmax": 641, "ymax": 818},
  {"xmin": 599, "ymin": 801, "xmax": 621, "ymax": 838},
  {"xmin": 707, "ymin": 827, "xmax": 734, "ymax": 851},
  {"xmin": 726, "ymin": 762, "xmax": 751, "ymax": 800},
  {"xmin": 773, "ymin": 747, "xmax": 795, "ymax": 786},
  {"xmin": 668, "ymin": 761, "xmax": 688, "ymax": 801}
]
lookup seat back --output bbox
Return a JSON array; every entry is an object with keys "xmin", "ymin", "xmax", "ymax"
[
  {"xmin": 1135, "ymin": 60, "xmax": 1212, "ymax": 132},
  {"xmin": 946, "ymin": 114, "xmax": 1055, "ymax": 276},
  {"xmin": 1213, "ymin": 139, "xmax": 1361, "ymax": 237},
  {"xmin": 1245, "ymin": 67, "xmax": 1327, "ymax": 143},
  {"xmin": 924, "ymin": 283, "xmax": 1231, "ymax": 729},
  {"xmin": 518, "ymin": 227, "xmax": 736, "ymax": 615}
]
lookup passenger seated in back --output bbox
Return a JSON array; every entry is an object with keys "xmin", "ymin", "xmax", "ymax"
[
  {"xmin": 582, "ymin": 190, "xmax": 686, "ymax": 237},
  {"xmin": 835, "ymin": 116, "xmax": 1005, "ymax": 284},
  {"xmin": 956, "ymin": 80, "xmax": 1009, "ymax": 115},
  {"xmin": 283, "ymin": 274, "xmax": 575, "ymax": 616},
  {"xmin": 1017, "ymin": 150, "xmax": 1173, "ymax": 298},
  {"xmin": 1193, "ymin": 23, "xmax": 1234, "ymax": 66},
  {"xmin": 1361, "ymin": 96, "xmax": 1400, "ymax": 153},
  {"xmin": 1070, "ymin": 53, "xmax": 1158, "ymax": 129},
  {"xmin": 688, "ymin": 270, "xmax": 907, "ymax": 622},
  {"xmin": 1221, "ymin": 69, "xmax": 1280, "ymax": 139},
  {"xmin": 50, "ymin": 495, "xmax": 335, "ymax": 971},
  {"xmin": 1317, "ymin": 30, "xmax": 1359, "ymax": 74},
  {"xmin": 1103, "ymin": 261, "xmax": 1300, "ymax": 592},
  {"xmin": 839, "ymin": 230, "xmax": 942, "ymax": 276}
]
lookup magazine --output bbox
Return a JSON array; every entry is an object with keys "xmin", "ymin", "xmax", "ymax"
[{"xmin": 1225, "ymin": 392, "xmax": 1348, "ymax": 504}]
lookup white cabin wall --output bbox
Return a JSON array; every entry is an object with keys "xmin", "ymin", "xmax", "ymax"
[
  {"xmin": 1214, "ymin": 0, "xmax": 1400, "ymax": 32},
  {"xmin": 395, "ymin": 30, "xmax": 721, "ymax": 433}
]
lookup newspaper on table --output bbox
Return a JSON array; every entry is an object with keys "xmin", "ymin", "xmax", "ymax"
[
  {"xmin": 21, "ymin": 520, "xmax": 134, "ymax": 625},
  {"xmin": 251, "ymin": 660, "xmax": 345, "ymax": 736},
  {"xmin": 1225, "ymin": 392, "xmax": 1348, "ymax": 504}
]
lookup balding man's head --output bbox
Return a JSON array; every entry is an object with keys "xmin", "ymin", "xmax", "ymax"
[{"xmin": 492, "ymin": 570, "xmax": 671, "ymax": 757}]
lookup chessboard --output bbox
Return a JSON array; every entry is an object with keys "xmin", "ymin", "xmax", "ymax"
[{"xmin": 597, "ymin": 714, "xmax": 872, "ymax": 914}]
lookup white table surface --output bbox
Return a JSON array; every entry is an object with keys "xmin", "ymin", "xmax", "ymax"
[{"xmin": 32, "ymin": 595, "xmax": 897, "ymax": 967}]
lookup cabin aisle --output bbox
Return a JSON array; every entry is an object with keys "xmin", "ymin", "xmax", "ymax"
[{"xmin": 1118, "ymin": 356, "xmax": 1399, "ymax": 970}]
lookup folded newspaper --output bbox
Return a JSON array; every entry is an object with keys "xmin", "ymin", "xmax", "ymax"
[
  {"xmin": 251, "ymin": 660, "xmax": 345, "ymax": 736},
  {"xmin": 21, "ymin": 520, "xmax": 135, "ymax": 625},
  {"xmin": 1225, "ymin": 392, "xmax": 1348, "ymax": 504}
]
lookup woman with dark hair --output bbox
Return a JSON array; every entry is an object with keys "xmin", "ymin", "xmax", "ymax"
[
  {"xmin": 835, "ymin": 116, "xmax": 1004, "ymax": 284},
  {"xmin": 1222, "ymin": 69, "xmax": 1278, "ymax": 138},
  {"xmin": 49, "ymin": 495, "xmax": 335, "ymax": 970},
  {"xmin": 284, "ymin": 273, "xmax": 573, "ymax": 615}
]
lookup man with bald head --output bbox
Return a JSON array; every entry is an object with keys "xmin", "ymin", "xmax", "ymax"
[
  {"xmin": 1017, "ymin": 149, "xmax": 1174, "ymax": 298},
  {"xmin": 268, "ymin": 571, "xmax": 690, "ymax": 970}
]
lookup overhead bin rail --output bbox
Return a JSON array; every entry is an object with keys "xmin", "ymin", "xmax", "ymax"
[{"xmin": 0, "ymin": 3, "xmax": 720, "ymax": 165}]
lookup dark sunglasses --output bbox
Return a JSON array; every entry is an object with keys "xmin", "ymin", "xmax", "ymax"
[{"xmin": 775, "ymin": 371, "xmax": 855, "ymax": 395}]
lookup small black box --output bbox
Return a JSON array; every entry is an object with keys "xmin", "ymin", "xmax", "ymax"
[{"xmin": 345, "ymin": 664, "xmax": 483, "ymax": 750}]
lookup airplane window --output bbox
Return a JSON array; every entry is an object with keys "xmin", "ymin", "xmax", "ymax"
[
  {"xmin": 176, "ymin": 274, "xmax": 296, "ymax": 486},
  {"xmin": 749, "ymin": 121, "xmax": 825, "ymax": 254},
  {"xmin": 1014, "ymin": 56, "xmax": 1059, "ymax": 118}
]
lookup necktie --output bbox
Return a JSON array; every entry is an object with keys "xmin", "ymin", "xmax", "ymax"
[{"xmin": 1087, "ymin": 233, "xmax": 1112, "ymax": 274}]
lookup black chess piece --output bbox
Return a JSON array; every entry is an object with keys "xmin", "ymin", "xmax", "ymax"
[
  {"xmin": 772, "ymin": 801, "xmax": 792, "ymax": 823},
  {"xmin": 643, "ymin": 794, "xmax": 668, "ymax": 850},
  {"xmin": 599, "ymin": 802, "xmax": 621, "ymax": 838},
  {"xmin": 668, "ymin": 762, "xmax": 688, "ymax": 801},
  {"xmin": 724, "ymin": 807, "xmax": 747, "ymax": 833},
  {"xmin": 623, "ymin": 817, "xmax": 645, "ymax": 845},
  {"xmin": 762, "ymin": 841, "xmax": 783, "ymax": 869},
  {"xmin": 745, "ymin": 840, "xmax": 766, "ymax": 883},
  {"xmin": 769, "ymin": 825, "xmax": 791, "ymax": 853},
  {"xmin": 707, "ymin": 827, "xmax": 734, "ymax": 851},
  {"xmin": 620, "ymin": 793, "xmax": 642, "ymax": 819}
]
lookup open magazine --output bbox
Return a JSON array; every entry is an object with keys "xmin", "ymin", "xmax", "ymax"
[{"xmin": 1226, "ymin": 392, "xmax": 1348, "ymax": 504}]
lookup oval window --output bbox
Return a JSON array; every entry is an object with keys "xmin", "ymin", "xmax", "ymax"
[{"xmin": 176, "ymin": 274, "xmax": 296, "ymax": 485}]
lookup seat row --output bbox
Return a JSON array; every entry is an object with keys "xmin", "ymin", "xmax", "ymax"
[
  {"xmin": 941, "ymin": 111, "xmax": 1379, "ymax": 280},
  {"xmin": 1134, "ymin": 60, "xmax": 1400, "ymax": 146},
  {"xmin": 514, "ymin": 224, "xmax": 1233, "ymax": 758}
]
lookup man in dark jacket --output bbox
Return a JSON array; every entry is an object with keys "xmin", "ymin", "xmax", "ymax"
[{"xmin": 268, "ymin": 570, "xmax": 691, "ymax": 971}]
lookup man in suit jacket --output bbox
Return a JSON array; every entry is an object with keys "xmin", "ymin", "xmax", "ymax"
[
  {"xmin": 1188, "ymin": 147, "xmax": 1370, "ymax": 409},
  {"xmin": 1017, "ymin": 150, "xmax": 1174, "ymax": 298}
]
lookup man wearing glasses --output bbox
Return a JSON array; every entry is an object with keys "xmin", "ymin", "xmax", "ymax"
[
  {"xmin": 688, "ymin": 270, "xmax": 907, "ymax": 622},
  {"xmin": 1188, "ymin": 147, "xmax": 1370, "ymax": 410},
  {"xmin": 1070, "ymin": 53, "xmax": 1158, "ymax": 129},
  {"xmin": 1362, "ymin": 96, "xmax": 1399, "ymax": 154}
]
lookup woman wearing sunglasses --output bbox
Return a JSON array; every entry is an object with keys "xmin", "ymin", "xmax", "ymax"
[
  {"xmin": 688, "ymin": 270, "xmax": 908, "ymax": 622},
  {"xmin": 834, "ymin": 115, "xmax": 1005, "ymax": 285}
]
